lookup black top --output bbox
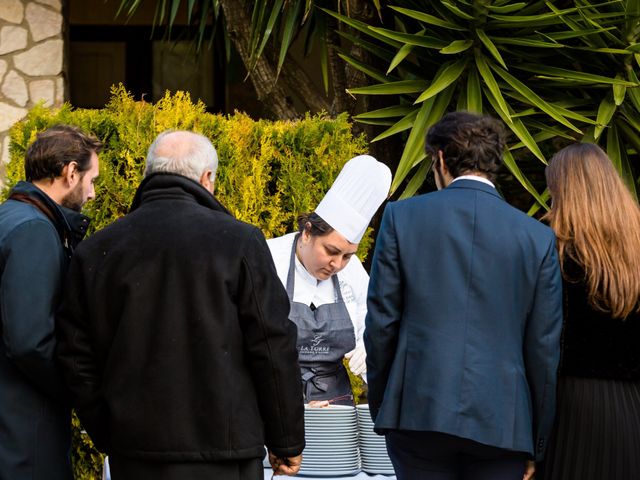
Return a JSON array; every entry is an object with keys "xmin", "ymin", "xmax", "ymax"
[{"xmin": 559, "ymin": 259, "xmax": 640, "ymax": 380}]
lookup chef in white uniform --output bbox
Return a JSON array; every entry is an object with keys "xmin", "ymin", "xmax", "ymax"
[{"xmin": 267, "ymin": 155, "xmax": 391, "ymax": 405}]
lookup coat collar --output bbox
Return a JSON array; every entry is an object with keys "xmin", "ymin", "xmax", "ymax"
[
  {"xmin": 9, "ymin": 181, "xmax": 90, "ymax": 246},
  {"xmin": 130, "ymin": 172, "xmax": 232, "ymax": 216},
  {"xmin": 445, "ymin": 178, "xmax": 503, "ymax": 200}
]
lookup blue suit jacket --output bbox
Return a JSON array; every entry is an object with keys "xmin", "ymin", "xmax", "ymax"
[{"xmin": 365, "ymin": 179, "xmax": 562, "ymax": 461}]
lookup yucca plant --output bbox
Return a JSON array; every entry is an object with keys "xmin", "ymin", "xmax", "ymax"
[
  {"xmin": 328, "ymin": 0, "xmax": 640, "ymax": 209},
  {"xmin": 114, "ymin": 0, "xmax": 640, "ymax": 209}
]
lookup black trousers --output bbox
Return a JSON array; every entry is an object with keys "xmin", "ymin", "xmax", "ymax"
[
  {"xmin": 386, "ymin": 430, "xmax": 529, "ymax": 480},
  {"xmin": 109, "ymin": 455, "xmax": 263, "ymax": 480}
]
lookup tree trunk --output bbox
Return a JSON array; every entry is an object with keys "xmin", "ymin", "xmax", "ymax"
[
  {"xmin": 326, "ymin": 16, "xmax": 354, "ymax": 116},
  {"xmin": 220, "ymin": 0, "xmax": 333, "ymax": 118},
  {"xmin": 279, "ymin": 57, "xmax": 331, "ymax": 113},
  {"xmin": 219, "ymin": 0, "xmax": 298, "ymax": 119}
]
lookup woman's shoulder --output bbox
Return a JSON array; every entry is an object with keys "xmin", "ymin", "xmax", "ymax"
[
  {"xmin": 266, "ymin": 232, "xmax": 296, "ymax": 253},
  {"xmin": 339, "ymin": 255, "xmax": 369, "ymax": 286}
]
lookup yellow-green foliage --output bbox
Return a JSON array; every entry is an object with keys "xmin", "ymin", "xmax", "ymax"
[
  {"xmin": 71, "ymin": 413, "xmax": 104, "ymax": 480},
  {"xmin": 343, "ymin": 358, "xmax": 367, "ymax": 404},
  {"xmin": 6, "ymin": 85, "xmax": 369, "ymax": 249},
  {"xmin": 5, "ymin": 85, "xmax": 370, "ymax": 478}
]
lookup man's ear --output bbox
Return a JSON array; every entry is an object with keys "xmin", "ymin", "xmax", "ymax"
[
  {"xmin": 437, "ymin": 150, "xmax": 448, "ymax": 175},
  {"xmin": 62, "ymin": 161, "xmax": 79, "ymax": 187},
  {"xmin": 199, "ymin": 169, "xmax": 214, "ymax": 193}
]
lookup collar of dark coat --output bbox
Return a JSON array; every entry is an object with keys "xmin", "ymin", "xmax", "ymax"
[
  {"xmin": 9, "ymin": 181, "xmax": 90, "ymax": 246},
  {"xmin": 130, "ymin": 172, "xmax": 232, "ymax": 216},
  {"xmin": 445, "ymin": 178, "xmax": 503, "ymax": 200}
]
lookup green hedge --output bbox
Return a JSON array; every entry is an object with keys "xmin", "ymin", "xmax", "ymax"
[{"xmin": 5, "ymin": 85, "xmax": 368, "ymax": 479}]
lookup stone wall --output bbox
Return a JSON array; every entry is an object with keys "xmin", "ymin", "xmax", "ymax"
[{"xmin": 0, "ymin": 0, "xmax": 64, "ymax": 168}]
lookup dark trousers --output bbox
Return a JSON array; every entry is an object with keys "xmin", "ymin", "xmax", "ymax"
[
  {"xmin": 109, "ymin": 455, "xmax": 263, "ymax": 480},
  {"xmin": 386, "ymin": 430, "xmax": 528, "ymax": 480}
]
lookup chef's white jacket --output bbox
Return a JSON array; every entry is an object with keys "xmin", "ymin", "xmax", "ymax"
[{"xmin": 267, "ymin": 232, "xmax": 369, "ymax": 348}]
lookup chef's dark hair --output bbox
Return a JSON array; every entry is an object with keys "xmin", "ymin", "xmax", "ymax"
[
  {"xmin": 425, "ymin": 111, "xmax": 505, "ymax": 182},
  {"xmin": 297, "ymin": 212, "xmax": 334, "ymax": 237}
]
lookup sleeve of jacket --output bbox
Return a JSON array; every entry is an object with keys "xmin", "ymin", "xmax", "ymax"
[
  {"xmin": 364, "ymin": 204, "xmax": 403, "ymax": 422},
  {"xmin": 56, "ymin": 250, "xmax": 110, "ymax": 452},
  {"xmin": 524, "ymin": 233, "xmax": 563, "ymax": 461},
  {"xmin": 237, "ymin": 228, "xmax": 305, "ymax": 458},
  {"xmin": 0, "ymin": 219, "xmax": 69, "ymax": 403}
]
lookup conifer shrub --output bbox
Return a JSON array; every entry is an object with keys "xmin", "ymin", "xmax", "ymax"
[{"xmin": 4, "ymin": 86, "xmax": 370, "ymax": 479}]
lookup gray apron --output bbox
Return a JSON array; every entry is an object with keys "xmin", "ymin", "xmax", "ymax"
[{"xmin": 286, "ymin": 234, "xmax": 356, "ymax": 405}]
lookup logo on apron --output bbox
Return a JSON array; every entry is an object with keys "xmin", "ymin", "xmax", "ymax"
[
  {"xmin": 338, "ymin": 280, "xmax": 355, "ymax": 303},
  {"xmin": 299, "ymin": 333, "xmax": 330, "ymax": 355}
]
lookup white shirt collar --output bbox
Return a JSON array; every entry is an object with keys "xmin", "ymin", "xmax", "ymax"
[{"xmin": 451, "ymin": 175, "xmax": 495, "ymax": 188}]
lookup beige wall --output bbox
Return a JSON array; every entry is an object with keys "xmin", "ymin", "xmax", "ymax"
[{"xmin": 0, "ymin": 0, "xmax": 65, "ymax": 169}]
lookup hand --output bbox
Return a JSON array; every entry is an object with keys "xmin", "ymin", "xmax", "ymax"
[
  {"xmin": 307, "ymin": 400, "xmax": 330, "ymax": 408},
  {"xmin": 268, "ymin": 451, "xmax": 302, "ymax": 476},
  {"xmin": 344, "ymin": 345, "xmax": 367, "ymax": 376},
  {"xmin": 523, "ymin": 460, "xmax": 535, "ymax": 480}
]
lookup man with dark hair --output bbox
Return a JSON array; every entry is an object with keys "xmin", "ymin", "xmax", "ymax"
[
  {"xmin": 0, "ymin": 125, "xmax": 101, "ymax": 479},
  {"xmin": 56, "ymin": 131, "xmax": 304, "ymax": 480},
  {"xmin": 365, "ymin": 112, "xmax": 563, "ymax": 480}
]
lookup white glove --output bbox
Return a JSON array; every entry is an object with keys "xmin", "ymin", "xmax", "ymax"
[{"xmin": 344, "ymin": 345, "xmax": 367, "ymax": 376}]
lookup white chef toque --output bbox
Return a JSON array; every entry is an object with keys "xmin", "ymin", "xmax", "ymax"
[{"xmin": 314, "ymin": 155, "xmax": 392, "ymax": 244}]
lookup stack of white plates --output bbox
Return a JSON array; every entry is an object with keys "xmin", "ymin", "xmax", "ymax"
[
  {"xmin": 299, "ymin": 404, "xmax": 360, "ymax": 477},
  {"xmin": 356, "ymin": 404, "xmax": 395, "ymax": 475}
]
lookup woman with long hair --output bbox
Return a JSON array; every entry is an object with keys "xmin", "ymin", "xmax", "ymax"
[{"xmin": 541, "ymin": 143, "xmax": 640, "ymax": 479}]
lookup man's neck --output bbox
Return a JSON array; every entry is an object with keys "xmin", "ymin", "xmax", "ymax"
[{"xmin": 31, "ymin": 179, "xmax": 64, "ymax": 205}]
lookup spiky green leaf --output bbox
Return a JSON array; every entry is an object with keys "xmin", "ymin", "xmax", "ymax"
[
  {"xmin": 475, "ymin": 54, "xmax": 510, "ymax": 120},
  {"xmin": 491, "ymin": 37, "xmax": 563, "ymax": 48},
  {"xmin": 595, "ymin": 93, "xmax": 616, "ymax": 140},
  {"xmin": 490, "ymin": 64, "xmax": 582, "ymax": 133},
  {"xmin": 516, "ymin": 64, "xmax": 638, "ymax": 86},
  {"xmin": 476, "ymin": 29, "xmax": 507, "ymax": 69},
  {"xmin": 320, "ymin": 8, "xmax": 402, "ymax": 48},
  {"xmin": 415, "ymin": 58, "xmax": 468, "ymax": 104},
  {"xmin": 440, "ymin": 1, "xmax": 475, "ymax": 20},
  {"xmin": 502, "ymin": 149, "xmax": 549, "ymax": 210},
  {"xmin": 466, "ymin": 68, "xmax": 482, "ymax": 113},
  {"xmin": 389, "ymin": 43, "xmax": 416, "ymax": 73},
  {"xmin": 348, "ymin": 80, "xmax": 428, "ymax": 96},
  {"xmin": 484, "ymin": 87, "xmax": 546, "ymax": 163},
  {"xmin": 370, "ymin": 110, "xmax": 419, "ymax": 142},
  {"xmin": 613, "ymin": 74, "xmax": 627, "ymax": 106},
  {"xmin": 486, "ymin": 2, "xmax": 528, "ymax": 14},
  {"xmin": 389, "ymin": 6, "xmax": 466, "ymax": 30},
  {"xmin": 368, "ymin": 27, "xmax": 449, "ymax": 49},
  {"xmin": 338, "ymin": 53, "xmax": 390, "ymax": 83},
  {"xmin": 392, "ymin": 85, "xmax": 456, "ymax": 193},
  {"xmin": 440, "ymin": 39, "xmax": 474, "ymax": 54},
  {"xmin": 277, "ymin": 0, "xmax": 303, "ymax": 74},
  {"xmin": 399, "ymin": 160, "xmax": 432, "ymax": 199},
  {"xmin": 354, "ymin": 105, "xmax": 415, "ymax": 120}
]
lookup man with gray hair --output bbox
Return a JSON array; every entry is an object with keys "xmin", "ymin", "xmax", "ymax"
[{"xmin": 56, "ymin": 130, "xmax": 305, "ymax": 479}]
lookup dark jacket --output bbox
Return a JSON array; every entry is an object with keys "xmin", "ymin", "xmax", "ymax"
[
  {"xmin": 56, "ymin": 173, "xmax": 305, "ymax": 463},
  {"xmin": 365, "ymin": 179, "xmax": 563, "ymax": 461},
  {"xmin": 0, "ymin": 181, "xmax": 89, "ymax": 480}
]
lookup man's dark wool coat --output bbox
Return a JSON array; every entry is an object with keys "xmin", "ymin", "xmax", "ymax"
[{"xmin": 56, "ymin": 173, "xmax": 305, "ymax": 468}]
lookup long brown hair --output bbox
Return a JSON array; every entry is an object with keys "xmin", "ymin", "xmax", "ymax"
[{"xmin": 545, "ymin": 143, "xmax": 640, "ymax": 318}]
